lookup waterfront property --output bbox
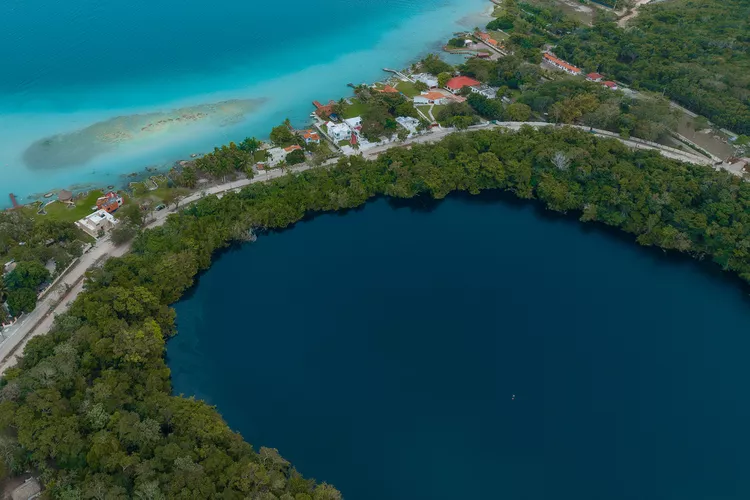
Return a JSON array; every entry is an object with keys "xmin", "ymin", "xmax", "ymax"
[
  {"xmin": 95, "ymin": 191, "xmax": 123, "ymax": 213},
  {"xmin": 445, "ymin": 76, "xmax": 481, "ymax": 94},
  {"xmin": 75, "ymin": 209, "xmax": 118, "ymax": 238},
  {"xmin": 543, "ymin": 52, "xmax": 582, "ymax": 75},
  {"xmin": 412, "ymin": 73, "xmax": 439, "ymax": 88},
  {"xmin": 302, "ymin": 130, "xmax": 321, "ymax": 144}
]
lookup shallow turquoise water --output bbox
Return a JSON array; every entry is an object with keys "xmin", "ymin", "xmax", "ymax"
[
  {"xmin": 169, "ymin": 193, "xmax": 750, "ymax": 499},
  {"xmin": 0, "ymin": 0, "xmax": 488, "ymax": 206}
]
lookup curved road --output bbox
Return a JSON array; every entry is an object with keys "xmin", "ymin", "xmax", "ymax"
[{"xmin": 0, "ymin": 123, "xmax": 715, "ymax": 374}]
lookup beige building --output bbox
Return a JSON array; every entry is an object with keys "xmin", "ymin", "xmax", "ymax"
[{"xmin": 75, "ymin": 209, "xmax": 118, "ymax": 238}]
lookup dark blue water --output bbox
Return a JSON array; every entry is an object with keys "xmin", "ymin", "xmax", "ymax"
[{"xmin": 169, "ymin": 194, "xmax": 750, "ymax": 499}]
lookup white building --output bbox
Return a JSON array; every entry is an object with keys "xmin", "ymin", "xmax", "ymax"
[
  {"xmin": 265, "ymin": 145, "xmax": 303, "ymax": 166},
  {"xmin": 470, "ymin": 84, "xmax": 499, "ymax": 99},
  {"xmin": 412, "ymin": 73, "xmax": 439, "ymax": 88},
  {"xmin": 344, "ymin": 116, "xmax": 362, "ymax": 129},
  {"xmin": 396, "ymin": 116, "xmax": 421, "ymax": 136},
  {"xmin": 327, "ymin": 121, "xmax": 353, "ymax": 142},
  {"xmin": 75, "ymin": 210, "xmax": 118, "ymax": 238},
  {"xmin": 413, "ymin": 91, "xmax": 449, "ymax": 105}
]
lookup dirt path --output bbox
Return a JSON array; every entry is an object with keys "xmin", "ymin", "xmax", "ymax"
[{"xmin": 618, "ymin": 0, "xmax": 651, "ymax": 27}]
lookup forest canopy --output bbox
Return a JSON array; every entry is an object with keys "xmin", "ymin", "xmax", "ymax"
[
  {"xmin": 555, "ymin": 0, "xmax": 750, "ymax": 134},
  {"xmin": 1, "ymin": 126, "xmax": 749, "ymax": 497}
]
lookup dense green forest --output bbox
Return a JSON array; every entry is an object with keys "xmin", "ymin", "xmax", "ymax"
[
  {"xmin": 0, "ymin": 212, "xmax": 83, "ymax": 321},
  {"xmin": 555, "ymin": 0, "xmax": 750, "ymax": 134},
  {"xmin": 2, "ymin": 126, "xmax": 749, "ymax": 497}
]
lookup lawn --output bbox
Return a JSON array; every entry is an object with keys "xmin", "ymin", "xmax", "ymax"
[
  {"xmin": 488, "ymin": 30, "xmax": 509, "ymax": 42},
  {"xmin": 42, "ymin": 190, "xmax": 103, "ymax": 223},
  {"xmin": 341, "ymin": 100, "xmax": 369, "ymax": 119},
  {"xmin": 394, "ymin": 80, "xmax": 422, "ymax": 98}
]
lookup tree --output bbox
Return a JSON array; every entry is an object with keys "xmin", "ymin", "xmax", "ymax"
[
  {"xmin": 270, "ymin": 123, "xmax": 297, "ymax": 146},
  {"xmin": 110, "ymin": 223, "xmax": 138, "ymax": 246},
  {"xmin": 5, "ymin": 261, "xmax": 50, "ymax": 291},
  {"xmin": 447, "ymin": 37, "xmax": 466, "ymax": 48},
  {"xmin": 551, "ymin": 151, "xmax": 571, "ymax": 171},
  {"xmin": 420, "ymin": 54, "xmax": 453, "ymax": 75},
  {"xmin": 117, "ymin": 203, "xmax": 144, "ymax": 227},
  {"xmin": 6, "ymin": 288, "xmax": 36, "ymax": 316},
  {"xmin": 437, "ymin": 72, "xmax": 452, "ymax": 89},
  {"xmin": 161, "ymin": 189, "xmax": 182, "ymax": 209},
  {"xmin": 239, "ymin": 136, "xmax": 262, "ymax": 153},
  {"xmin": 506, "ymin": 103, "xmax": 532, "ymax": 121},
  {"xmin": 286, "ymin": 149, "xmax": 305, "ymax": 165},
  {"xmin": 0, "ymin": 277, "xmax": 7, "ymax": 304},
  {"xmin": 413, "ymin": 81, "xmax": 429, "ymax": 92}
]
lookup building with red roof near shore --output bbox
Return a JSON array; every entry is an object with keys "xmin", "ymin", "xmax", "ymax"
[
  {"xmin": 378, "ymin": 85, "xmax": 399, "ymax": 93},
  {"xmin": 445, "ymin": 76, "xmax": 481, "ymax": 94},
  {"xmin": 543, "ymin": 53, "xmax": 581, "ymax": 75},
  {"xmin": 302, "ymin": 130, "xmax": 321, "ymax": 144}
]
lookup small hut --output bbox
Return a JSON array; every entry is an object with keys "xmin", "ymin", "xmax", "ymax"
[{"xmin": 58, "ymin": 189, "xmax": 73, "ymax": 203}]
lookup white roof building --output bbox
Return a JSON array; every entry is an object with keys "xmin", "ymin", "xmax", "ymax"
[
  {"xmin": 75, "ymin": 210, "xmax": 118, "ymax": 238},
  {"xmin": 470, "ymin": 84, "xmax": 499, "ymax": 99},
  {"xmin": 344, "ymin": 116, "xmax": 362, "ymax": 130},
  {"xmin": 265, "ymin": 145, "xmax": 304, "ymax": 166},
  {"xmin": 412, "ymin": 73, "xmax": 439, "ymax": 88},
  {"xmin": 327, "ymin": 121, "xmax": 353, "ymax": 142},
  {"xmin": 396, "ymin": 116, "xmax": 421, "ymax": 136}
]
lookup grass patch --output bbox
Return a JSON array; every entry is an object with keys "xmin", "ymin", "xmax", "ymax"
[
  {"xmin": 394, "ymin": 80, "xmax": 421, "ymax": 98},
  {"xmin": 42, "ymin": 190, "xmax": 103, "ymax": 223},
  {"xmin": 488, "ymin": 30, "xmax": 509, "ymax": 42},
  {"xmin": 341, "ymin": 99, "xmax": 368, "ymax": 119}
]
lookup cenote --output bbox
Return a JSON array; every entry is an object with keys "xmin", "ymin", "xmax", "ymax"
[{"xmin": 168, "ymin": 192, "xmax": 750, "ymax": 499}]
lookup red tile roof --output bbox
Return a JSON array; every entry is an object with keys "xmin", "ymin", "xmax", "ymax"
[
  {"xmin": 303, "ymin": 130, "xmax": 320, "ymax": 140},
  {"xmin": 603, "ymin": 81, "xmax": 618, "ymax": 88},
  {"xmin": 587, "ymin": 72, "xmax": 604, "ymax": 80},
  {"xmin": 284, "ymin": 145, "xmax": 302, "ymax": 152},
  {"xmin": 379, "ymin": 85, "xmax": 399, "ymax": 93},
  {"xmin": 543, "ymin": 53, "xmax": 581, "ymax": 74},
  {"xmin": 419, "ymin": 91, "xmax": 446, "ymax": 100},
  {"xmin": 445, "ymin": 76, "xmax": 481, "ymax": 90}
]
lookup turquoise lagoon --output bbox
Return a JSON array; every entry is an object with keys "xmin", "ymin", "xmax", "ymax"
[{"xmin": 0, "ymin": 0, "xmax": 489, "ymax": 207}]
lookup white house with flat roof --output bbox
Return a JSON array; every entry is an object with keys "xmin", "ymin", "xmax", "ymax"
[
  {"xmin": 327, "ymin": 121, "xmax": 353, "ymax": 142},
  {"xmin": 396, "ymin": 116, "xmax": 421, "ymax": 137},
  {"xmin": 470, "ymin": 84, "xmax": 499, "ymax": 99},
  {"xmin": 412, "ymin": 73, "xmax": 439, "ymax": 88},
  {"xmin": 75, "ymin": 210, "xmax": 118, "ymax": 238}
]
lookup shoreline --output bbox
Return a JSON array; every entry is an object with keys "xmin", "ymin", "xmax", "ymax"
[{"xmin": 0, "ymin": 0, "xmax": 492, "ymax": 210}]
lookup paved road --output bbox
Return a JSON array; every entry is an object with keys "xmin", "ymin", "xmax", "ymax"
[
  {"xmin": 0, "ymin": 123, "xmax": 717, "ymax": 374},
  {"xmin": 363, "ymin": 122, "xmax": 713, "ymax": 166},
  {"xmin": 0, "ymin": 164, "xmax": 315, "ymax": 375}
]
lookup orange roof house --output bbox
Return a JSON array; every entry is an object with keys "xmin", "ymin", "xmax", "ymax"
[
  {"xmin": 543, "ymin": 53, "xmax": 581, "ymax": 75},
  {"xmin": 96, "ymin": 191, "xmax": 123, "ymax": 214},
  {"xmin": 302, "ymin": 130, "xmax": 321, "ymax": 144},
  {"xmin": 284, "ymin": 145, "xmax": 303, "ymax": 153},
  {"xmin": 378, "ymin": 85, "xmax": 400, "ymax": 93},
  {"xmin": 312, "ymin": 99, "xmax": 336, "ymax": 118},
  {"xmin": 445, "ymin": 76, "xmax": 481, "ymax": 93}
]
